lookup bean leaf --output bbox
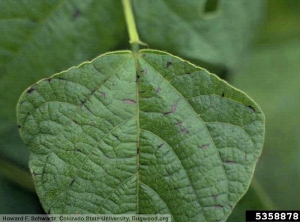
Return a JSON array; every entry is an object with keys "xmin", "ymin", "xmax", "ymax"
[{"xmin": 17, "ymin": 50, "xmax": 264, "ymax": 221}]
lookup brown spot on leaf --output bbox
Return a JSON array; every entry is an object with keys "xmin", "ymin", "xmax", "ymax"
[
  {"xmin": 100, "ymin": 92, "xmax": 106, "ymax": 98},
  {"xmin": 45, "ymin": 78, "xmax": 51, "ymax": 82},
  {"xmin": 164, "ymin": 105, "xmax": 177, "ymax": 115},
  {"xmin": 181, "ymin": 128, "xmax": 189, "ymax": 134},
  {"xmin": 141, "ymin": 69, "xmax": 147, "ymax": 74},
  {"xmin": 171, "ymin": 105, "xmax": 177, "ymax": 113},
  {"xmin": 123, "ymin": 99, "xmax": 136, "ymax": 104},
  {"xmin": 156, "ymin": 87, "xmax": 161, "ymax": 93},
  {"xmin": 176, "ymin": 121, "xmax": 182, "ymax": 126},
  {"xmin": 200, "ymin": 144, "xmax": 210, "ymax": 149},
  {"xmin": 214, "ymin": 205, "xmax": 223, "ymax": 209}
]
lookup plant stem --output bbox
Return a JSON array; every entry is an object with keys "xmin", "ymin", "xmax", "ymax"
[{"xmin": 122, "ymin": 0, "xmax": 144, "ymax": 53}]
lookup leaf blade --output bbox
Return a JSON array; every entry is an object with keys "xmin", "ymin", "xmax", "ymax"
[{"xmin": 17, "ymin": 50, "xmax": 264, "ymax": 221}]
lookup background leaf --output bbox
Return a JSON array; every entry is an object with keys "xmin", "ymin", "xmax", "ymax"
[
  {"xmin": 133, "ymin": 0, "xmax": 265, "ymax": 72},
  {"xmin": 0, "ymin": 0, "xmax": 126, "ymax": 121},
  {"xmin": 230, "ymin": 38, "xmax": 300, "ymax": 210},
  {"xmin": 17, "ymin": 50, "xmax": 264, "ymax": 221},
  {"xmin": 0, "ymin": 176, "xmax": 43, "ymax": 213}
]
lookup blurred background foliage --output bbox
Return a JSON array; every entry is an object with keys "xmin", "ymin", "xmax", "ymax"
[{"xmin": 0, "ymin": 0, "xmax": 299, "ymax": 220}]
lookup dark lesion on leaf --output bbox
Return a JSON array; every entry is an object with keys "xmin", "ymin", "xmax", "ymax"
[
  {"xmin": 27, "ymin": 87, "xmax": 35, "ymax": 94},
  {"xmin": 75, "ymin": 148, "xmax": 82, "ymax": 153},
  {"xmin": 155, "ymin": 87, "xmax": 161, "ymax": 93},
  {"xmin": 72, "ymin": 9, "xmax": 81, "ymax": 21},
  {"xmin": 221, "ymin": 92, "xmax": 225, "ymax": 97},
  {"xmin": 112, "ymin": 134, "xmax": 119, "ymax": 141},
  {"xmin": 45, "ymin": 78, "xmax": 51, "ymax": 82},
  {"xmin": 79, "ymin": 99, "xmax": 85, "ymax": 107},
  {"xmin": 171, "ymin": 187, "xmax": 179, "ymax": 190},
  {"xmin": 247, "ymin": 105, "xmax": 255, "ymax": 112},
  {"xmin": 164, "ymin": 105, "xmax": 177, "ymax": 115},
  {"xmin": 69, "ymin": 179, "xmax": 76, "ymax": 187},
  {"xmin": 225, "ymin": 160, "xmax": 237, "ymax": 164},
  {"xmin": 166, "ymin": 61, "xmax": 173, "ymax": 68},
  {"xmin": 180, "ymin": 128, "xmax": 189, "ymax": 134},
  {"xmin": 136, "ymin": 71, "xmax": 140, "ymax": 82},
  {"xmin": 85, "ymin": 106, "xmax": 94, "ymax": 115},
  {"xmin": 214, "ymin": 204, "xmax": 223, "ymax": 209},
  {"xmin": 17, "ymin": 125, "xmax": 21, "ymax": 129},
  {"xmin": 174, "ymin": 121, "xmax": 189, "ymax": 134},
  {"xmin": 157, "ymin": 143, "xmax": 164, "ymax": 149}
]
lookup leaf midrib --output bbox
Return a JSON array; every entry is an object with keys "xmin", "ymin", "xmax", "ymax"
[{"xmin": 133, "ymin": 52, "xmax": 141, "ymax": 214}]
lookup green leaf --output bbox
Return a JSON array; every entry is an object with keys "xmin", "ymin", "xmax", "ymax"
[
  {"xmin": 0, "ymin": 0, "xmax": 126, "ymax": 121},
  {"xmin": 133, "ymin": 0, "xmax": 265, "ymax": 70},
  {"xmin": 17, "ymin": 50, "xmax": 264, "ymax": 221}
]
